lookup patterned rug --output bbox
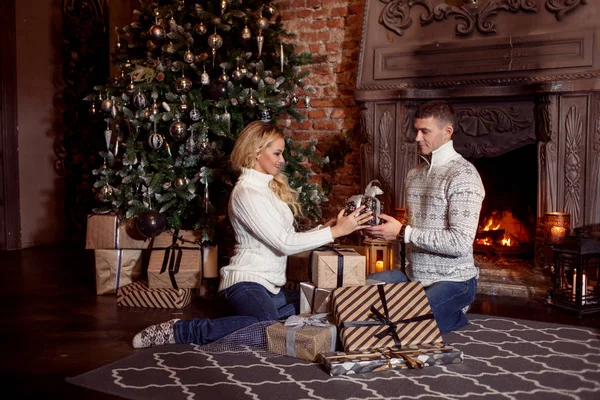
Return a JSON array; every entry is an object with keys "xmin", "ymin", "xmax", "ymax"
[{"xmin": 67, "ymin": 315, "xmax": 600, "ymax": 400}]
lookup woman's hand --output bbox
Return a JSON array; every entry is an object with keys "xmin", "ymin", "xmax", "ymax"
[{"xmin": 330, "ymin": 206, "xmax": 372, "ymax": 239}]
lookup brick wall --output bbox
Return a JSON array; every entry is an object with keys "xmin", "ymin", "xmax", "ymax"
[{"xmin": 278, "ymin": 0, "xmax": 364, "ymax": 220}]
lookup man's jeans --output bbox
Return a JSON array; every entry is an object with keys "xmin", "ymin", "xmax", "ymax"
[
  {"xmin": 367, "ymin": 270, "xmax": 477, "ymax": 334},
  {"xmin": 174, "ymin": 281, "xmax": 299, "ymax": 345}
]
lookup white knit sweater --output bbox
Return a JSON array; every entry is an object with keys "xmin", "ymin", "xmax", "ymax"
[
  {"xmin": 404, "ymin": 141, "xmax": 485, "ymax": 286},
  {"xmin": 219, "ymin": 168, "xmax": 334, "ymax": 294}
]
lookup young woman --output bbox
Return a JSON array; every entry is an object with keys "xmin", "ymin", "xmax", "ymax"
[{"xmin": 133, "ymin": 120, "xmax": 371, "ymax": 348}]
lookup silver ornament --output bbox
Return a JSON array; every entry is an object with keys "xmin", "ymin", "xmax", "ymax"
[
  {"xmin": 190, "ymin": 107, "xmax": 201, "ymax": 121},
  {"xmin": 264, "ymin": 4, "xmax": 277, "ymax": 17},
  {"xmin": 219, "ymin": 71, "xmax": 229, "ymax": 83},
  {"xmin": 99, "ymin": 184, "xmax": 114, "ymax": 202},
  {"xmin": 247, "ymin": 95, "xmax": 257, "ymax": 107},
  {"xmin": 174, "ymin": 177, "xmax": 189, "ymax": 188},
  {"xmin": 125, "ymin": 79, "xmax": 135, "ymax": 94},
  {"xmin": 183, "ymin": 49, "xmax": 195, "ymax": 63},
  {"xmin": 201, "ymin": 70, "xmax": 210, "ymax": 85},
  {"xmin": 110, "ymin": 104, "xmax": 118, "ymax": 118},
  {"xmin": 200, "ymin": 133, "xmax": 209, "ymax": 150},
  {"xmin": 148, "ymin": 132, "xmax": 164, "ymax": 149},
  {"xmin": 178, "ymin": 102, "xmax": 189, "ymax": 113},
  {"xmin": 175, "ymin": 76, "xmax": 192, "ymax": 93},
  {"xmin": 88, "ymin": 102, "xmax": 97, "ymax": 115},
  {"xmin": 195, "ymin": 22, "xmax": 207, "ymax": 35},
  {"xmin": 169, "ymin": 119, "xmax": 188, "ymax": 140},
  {"xmin": 101, "ymin": 98, "xmax": 113, "ymax": 113},
  {"xmin": 232, "ymin": 68, "xmax": 243, "ymax": 80},
  {"xmin": 256, "ymin": 34, "xmax": 264, "ymax": 56},
  {"xmin": 251, "ymin": 72, "xmax": 261, "ymax": 85},
  {"xmin": 208, "ymin": 33, "xmax": 223, "ymax": 50},
  {"xmin": 104, "ymin": 126, "xmax": 112, "ymax": 150},
  {"xmin": 305, "ymin": 96, "xmax": 311, "ymax": 108},
  {"xmin": 169, "ymin": 16, "xmax": 177, "ymax": 32},
  {"xmin": 291, "ymin": 95, "xmax": 299, "ymax": 105},
  {"xmin": 149, "ymin": 24, "xmax": 165, "ymax": 41},
  {"xmin": 123, "ymin": 58, "xmax": 133, "ymax": 69},
  {"xmin": 151, "ymin": 100, "xmax": 160, "ymax": 115},
  {"xmin": 241, "ymin": 25, "xmax": 251, "ymax": 40},
  {"xmin": 257, "ymin": 17, "xmax": 269, "ymax": 31},
  {"xmin": 220, "ymin": 0, "xmax": 227, "ymax": 14},
  {"xmin": 222, "ymin": 108, "xmax": 231, "ymax": 133}
]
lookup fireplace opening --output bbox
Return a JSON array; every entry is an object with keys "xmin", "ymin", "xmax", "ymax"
[{"xmin": 468, "ymin": 144, "xmax": 538, "ymax": 266}]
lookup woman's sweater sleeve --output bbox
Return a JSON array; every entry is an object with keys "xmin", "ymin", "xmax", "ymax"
[{"xmin": 231, "ymin": 187, "xmax": 334, "ymax": 255}]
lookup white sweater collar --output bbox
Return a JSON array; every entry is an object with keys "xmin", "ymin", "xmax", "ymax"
[
  {"xmin": 239, "ymin": 167, "xmax": 274, "ymax": 187},
  {"xmin": 421, "ymin": 140, "xmax": 458, "ymax": 168}
]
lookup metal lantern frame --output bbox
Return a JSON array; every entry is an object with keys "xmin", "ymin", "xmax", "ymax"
[
  {"xmin": 364, "ymin": 238, "xmax": 394, "ymax": 275},
  {"xmin": 549, "ymin": 229, "xmax": 600, "ymax": 317}
]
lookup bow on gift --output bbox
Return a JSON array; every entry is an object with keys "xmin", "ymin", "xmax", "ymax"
[
  {"xmin": 284, "ymin": 313, "xmax": 331, "ymax": 328},
  {"xmin": 364, "ymin": 180, "xmax": 384, "ymax": 197},
  {"xmin": 374, "ymin": 348, "xmax": 425, "ymax": 371},
  {"xmin": 308, "ymin": 244, "xmax": 355, "ymax": 288}
]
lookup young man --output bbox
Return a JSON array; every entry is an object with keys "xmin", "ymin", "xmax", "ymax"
[{"xmin": 366, "ymin": 100, "xmax": 485, "ymax": 334}]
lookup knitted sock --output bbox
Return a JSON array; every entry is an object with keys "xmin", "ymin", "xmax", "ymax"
[{"xmin": 132, "ymin": 319, "xmax": 180, "ymax": 349}]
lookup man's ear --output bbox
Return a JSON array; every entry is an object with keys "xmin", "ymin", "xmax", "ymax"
[{"xmin": 445, "ymin": 124, "xmax": 454, "ymax": 139}]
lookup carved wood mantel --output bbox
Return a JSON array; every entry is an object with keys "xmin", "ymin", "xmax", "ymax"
[{"xmin": 355, "ymin": 0, "xmax": 600, "ymax": 240}]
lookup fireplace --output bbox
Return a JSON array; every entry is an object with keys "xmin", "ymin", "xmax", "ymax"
[{"xmin": 353, "ymin": 1, "xmax": 600, "ymax": 281}]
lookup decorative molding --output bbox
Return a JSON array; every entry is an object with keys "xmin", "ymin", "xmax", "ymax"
[
  {"xmin": 589, "ymin": 95, "xmax": 600, "ymax": 226},
  {"xmin": 360, "ymin": 103, "xmax": 375, "ymax": 189},
  {"xmin": 546, "ymin": 0, "xmax": 588, "ymax": 21},
  {"xmin": 563, "ymin": 105, "xmax": 582, "ymax": 229},
  {"xmin": 378, "ymin": 111, "xmax": 394, "ymax": 197},
  {"xmin": 535, "ymin": 96, "xmax": 553, "ymax": 142}
]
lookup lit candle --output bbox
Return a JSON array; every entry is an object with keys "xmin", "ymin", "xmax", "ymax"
[
  {"xmin": 551, "ymin": 226, "xmax": 566, "ymax": 243},
  {"xmin": 280, "ymin": 43, "xmax": 284, "ymax": 73},
  {"xmin": 582, "ymin": 272, "xmax": 587, "ymax": 306},
  {"xmin": 375, "ymin": 260, "xmax": 384, "ymax": 273},
  {"xmin": 572, "ymin": 270, "xmax": 577, "ymax": 300},
  {"xmin": 202, "ymin": 245, "xmax": 219, "ymax": 279}
]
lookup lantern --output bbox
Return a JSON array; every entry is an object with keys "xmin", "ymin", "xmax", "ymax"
[
  {"xmin": 364, "ymin": 238, "xmax": 394, "ymax": 275},
  {"xmin": 544, "ymin": 212, "xmax": 570, "ymax": 246},
  {"xmin": 549, "ymin": 228, "xmax": 600, "ymax": 316}
]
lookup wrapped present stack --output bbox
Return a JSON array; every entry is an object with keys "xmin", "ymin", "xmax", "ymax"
[
  {"xmin": 344, "ymin": 180, "xmax": 384, "ymax": 225},
  {"xmin": 85, "ymin": 214, "xmax": 150, "ymax": 295}
]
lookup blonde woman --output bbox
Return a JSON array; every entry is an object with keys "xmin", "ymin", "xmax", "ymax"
[{"xmin": 133, "ymin": 121, "xmax": 371, "ymax": 347}]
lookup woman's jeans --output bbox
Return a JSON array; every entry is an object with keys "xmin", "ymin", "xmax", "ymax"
[
  {"xmin": 174, "ymin": 281, "xmax": 299, "ymax": 345},
  {"xmin": 368, "ymin": 270, "xmax": 477, "ymax": 334}
]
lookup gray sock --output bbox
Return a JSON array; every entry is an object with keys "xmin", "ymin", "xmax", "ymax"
[{"xmin": 132, "ymin": 319, "xmax": 180, "ymax": 348}]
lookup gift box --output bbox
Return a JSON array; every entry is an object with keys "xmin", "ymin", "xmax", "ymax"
[
  {"xmin": 310, "ymin": 247, "xmax": 366, "ymax": 289},
  {"xmin": 148, "ymin": 248, "xmax": 202, "ymax": 289},
  {"xmin": 85, "ymin": 214, "xmax": 151, "ymax": 249},
  {"xmin": 286, "ymin": 250, "xmax": 311, "ymax": 282},
  {"xmin": 317, "ymin": 343, "xmax": 463, "ymax": 376},
  {"xmin": 152, "ymin": 230, "xmax": 203, "ymax": 249},
  {"xmin": 117, "ymin": 280, "xmax": 195, "ymax": 309},
  {"xmin": 94, "ymin": 249, "xmax": 143, "ymax": 295},
  {"xmin": 344, "ymin": 180, "xmax": 383, "ymax": 225},
  {"xmin": 266, "ymin": 314, "xmax": 337, "ymax": 362},
  {"xmin": 300, "ymin": 279, "xmax": 384, "ymax": 314},
  {"xmin": 331, "ymin": 282, "xmax": 444, "ymax": 352}
]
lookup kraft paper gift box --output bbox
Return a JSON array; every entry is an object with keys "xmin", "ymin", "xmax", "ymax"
[
  {"xmin": 331, "ymin": 282, "xmax": 444, "ymax": 352},
  {"xmin": 117, "ymin": 280, "xmax": 195, "ymax": 309},
  {"xmin": 317, "ymin": 343, "xmax": 464, "ymax": 376},
  {"xmin": 266, "ymin": 314, "xmax": 337, "ymax": 362},
  {"xmin": 94, "ymin": 249, "xmax": 143, "ymax": 295},
  {"xmin": 86, "ymin": 214, "xmax": 151, "ymax": 249},
  {"xmin": 310, "ymin": 247, "xmax": 366, "ymax": 289},
  {"xmin": 152, "ymin": 230, "xmax": 203, "ymax": 249},
  {"xmin": 147, "ymin": 247, "xmax": 201, "ymax": 289},
  {"xmin": 300, "ymin": 279, "xmax": 385, "ymax": 314}
]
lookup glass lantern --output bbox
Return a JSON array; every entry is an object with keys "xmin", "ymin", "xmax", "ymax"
[
  {"xmin": 549, "ymin": 228, "xmax": 600, "ymax": 316},
  {"xmin": 364, "ymin": 238, "xmax": 393, "ymax": 275},
  {"xmin": 544, "ymin": 212, "xmax": 570, "ymax": 246}
]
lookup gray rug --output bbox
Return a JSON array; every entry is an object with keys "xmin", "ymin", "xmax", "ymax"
[{"xmin": 67, "ymin": 315, "xmax": 600, "ymax": 399}]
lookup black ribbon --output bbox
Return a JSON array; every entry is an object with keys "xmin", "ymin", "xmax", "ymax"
[
  {"xmin": 308, "ymin": 245, "xmax": 354, "ymax": 287},
  {"xmin": 341, "ymin": 284, "xmax": 435, "ymax": 349},
  {"xmin": 159, "ymin": 230, "xmax": 183, "ymax": 289}
]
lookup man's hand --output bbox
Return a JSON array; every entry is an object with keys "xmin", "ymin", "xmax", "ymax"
[{"xmin": 364, "ymin": 213, "xmax": 402, "ymax": 241}]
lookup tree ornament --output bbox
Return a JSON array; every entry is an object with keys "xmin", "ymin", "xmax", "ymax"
[
  {"xmin": 151, "ymin": 99, "xmax": 160, "ymax": 115},
  {"xmin": 189, "ymin": 104, "xmax": 201, "ymax": 121},
  {"xmin": 165, "ymin": 41, "xmax": 177, "ymax": 54},
  {"xmin": 305, "ymin": 96, "xmax": 311, "ymax": 108},
  {"xmin": 133, "ymin": 92, "xmax": 147, "ymax": 109},
  {"xmin": 251, "ymin": 71, "xmax": 261, "ymax": 85},
  {"xmin": 241, "ymin": 25, "xmax": 251, "ymax": 40},
  {"xmin": 200, "ymin": 132, "xmax": 209, "ymax": 149},
  {"xmin": 175, "ymin": 74, "xmax": 192, "ymax": 93},
  {"xmin": 256, "ymin": 33, "xmax": 264, "ymax": 57},
  {"xmin": 174, "ymin": 176, "xmax": 189, "ymax": 188},
  {"xmin": 99, "ymin": 184, "xmax": 114, "ymax": 202},
  {"xmin": 220, "ymin": 0, "xmax": 227, "ymax": 14},
  {"xmin": 111, "ymin": 104, "xmax": 118, "ymax": 119},
  {"xmin": 123, "ymin": 58, "xmax": 133, "ymax": 69},
  {"xmin": 264, "ymin": 4, "xmax": 277, "ymax": 17},
  {"xmin": 125, "ymin": 77, "xmax": 135, "ymax": 94},
  {"xmin": 149, "ymin": 24, "xmax": 165, "ymax": 41},
  {"xmin": 168, "ymin": 15, "xmax": 177, "ymax": 32},
  {"xmin": 195, "ymin": 22, "xmax": 207, "ymax": 35},
  {"xmin": 169, "ymin": 117, "xmax": 188, "ymax": 140},
  {"xmin": 222, "ymin": 107, "xmax": 231, "ymax": 133},
  {"xmin": 257, "ymin": 108, "xmax": 272, "ymax": 122},
  {"xmin": 103, "ymin": 122, "xmax": 113, "ymax": 151},
  {"xmin": 101, "ymin": 97, "xmax": 113, "ymax": 113},
  {"xmin": 136, "ymin": 209, "xmax": 166, "ymax": 238},
  {"xmin": 240, "ymin": 63, "xmax": 248, "ymax": 75},
  {"xmin": 232, "ymin": 68, "xmax": 243, "ymax": 81},
  {"xmin": 148, "ymin": 132, "xmax": 163, "ymax": 149},
  {"xmin": 291, "ymin": 94, "xmax": 299, "ymax": 105},
  {"xmin": 219, "ymin": 69, "xmax": 229, "ymax": 83},
  {"xmin": 143, "ymin": 108, "xmax": 152, "ymax": 119},
  {"xmin": 208, "ymin": 30, "xmax": 223, "ymax": 67},
  {"xmin": 247, "ymin": 93, "xmax": 257, "ymax": 107},
  {"xmin": 178, "ymin": 101, "xmax": 189, "ymax": 113},
  {"xmin": 183, "ymin": 48, "xmax": 195, "ymax": 64},
  {"xmin": 203, "ymin": 178, "xmax": 210, "ymax": 213},
  {"xmin": 146, "ymin": 39, "xmax": 159, "ymax": 52},
  {"xmin": 89, "ymin": 102, "xmax": 97, "ymax": 116},
  {"xmin": 201, "ymin": 65, "xmax": 210, "ymax": 85},
  {"xmin": 209, "ymin": 80, "xmax": 228, "ymax": 100},
  {"xmin": 164, "ymin": 140, "xmax": 172, "ymax": 156},
  {"xmin": 257, "ymin": 16, "xmax": 269, "ymax": 31}
]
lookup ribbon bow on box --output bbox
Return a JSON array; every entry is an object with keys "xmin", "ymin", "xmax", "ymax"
[
  {"xmin": 345, "ymin": 180, "xmax": 384, "ymax": 225},
  {"xmin": 284, "ymin": 313, "xmax": 331, "ymax": 328}
]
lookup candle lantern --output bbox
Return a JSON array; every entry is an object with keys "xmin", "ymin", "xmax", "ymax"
[
  {"xmin": 364, "ymin": 238, "xmax": 393, "ymax": 275},
  {"xmin": 549, "ymin": 228, "xmax": 600, "ymax": 316},
  {"xmin": 544, "ymin": 212, "xmax": 570, "ymax": 246}
]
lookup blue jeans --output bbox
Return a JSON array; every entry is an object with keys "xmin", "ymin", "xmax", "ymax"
[
  {"xmin": 173, "ymin": 281, "xmax": 299, "ymax": 345},
  {"xmin": 367, "ymin": 270, "xmax": 477, "ymax": 334}
]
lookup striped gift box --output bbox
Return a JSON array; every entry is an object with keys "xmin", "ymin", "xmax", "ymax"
[
  {"xmin": 117, "ymin": 280, "xmax": 195, "ymax": 309},
  {"xmin": 331, "ymin": 282, "xmax": 443, "ymax": 352}
]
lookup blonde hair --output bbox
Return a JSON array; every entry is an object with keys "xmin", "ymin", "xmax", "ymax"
[{"xmin": 230, "ymin": 121, "xmax": 302, "ymax": 216}]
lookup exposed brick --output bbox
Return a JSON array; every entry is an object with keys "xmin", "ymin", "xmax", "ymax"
[
  {"xmin": 313, "ymin": 121, "xmax": 339, "ymax": 130},
  {"xmin": 308, "ymin": 109, "xmax": 328, "ymax": 118},
  {"xmin": 306, "ymin": 0, "xmax": 322, "ymax": 8},
  {"xmin": 313, "ymin": 9, "xmax": 328, "ymax": 19},
  {"xmin": 331, "ymin": 7, "xmax": 348, "ymax": 17},
  {"xmin": 292, "ymin": 0, "xmax": 306, "ymax": 7},
  {"xmin": 327, "ymin": 19, "xmax": 346, "ymax": 29},
  {"xmin": 325, "ymin": 42, "xmax": 340, "ymax": 52},
  {"xmin": 347, "ymin": 14, "xmax": 362, "ymax": 25},
  {"xmin": 330, "ymin": 108, "xmax": 347, "ymax": 118}
]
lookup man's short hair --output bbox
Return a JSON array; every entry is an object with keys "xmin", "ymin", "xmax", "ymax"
[{"xmin": 414, "ymin": 100, "xmax": 455, "ymax": 129}]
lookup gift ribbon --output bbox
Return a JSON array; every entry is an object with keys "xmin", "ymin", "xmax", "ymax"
[
  {"xmin": 308, "ymin": 245, "xmax": 354, "ymax": 287},
  {"xmin": 377, "ymin": 348, "xmax": 424, "ymax": 370},
  {"xmin": 159, "ymin": 230, "xmax": 183, "ymax": 289},
  {"xmin": 283, "ymin": 314, "xmax": 336, "ymax": 358},
  {"xmin": 341, "ymin": 285, "xmax": 435, "ymax": 348},
  {"xmin": 115, "ymin": 249, "xmax": 122, "ymax": 291}
]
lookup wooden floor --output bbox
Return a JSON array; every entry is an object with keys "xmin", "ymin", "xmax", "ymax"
[{"xmin": 3, "ymin": 245, "xmax": 600, "ymax": 399}]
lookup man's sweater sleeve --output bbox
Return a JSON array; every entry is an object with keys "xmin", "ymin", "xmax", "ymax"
[
  {"xmin": 231, "ymin": 186, "xmax": 334, "ymax": 255},
  {"xmin": 409, "ymin": 171, "xmax": 485, "ymax": 257}
]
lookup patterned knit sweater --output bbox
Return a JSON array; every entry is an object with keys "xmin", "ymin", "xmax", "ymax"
[
  {"xmin": 403, "ymin": 141, "xmax": 485, "ymax": 286},
  {"xmin": 219, "ymin": 168, "xmax": 334, "ymax": 294}
]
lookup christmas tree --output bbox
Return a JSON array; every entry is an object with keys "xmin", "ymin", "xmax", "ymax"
[{"xmin": 86, "ymin": 0, "xmax": 329, "ymax": 244}]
